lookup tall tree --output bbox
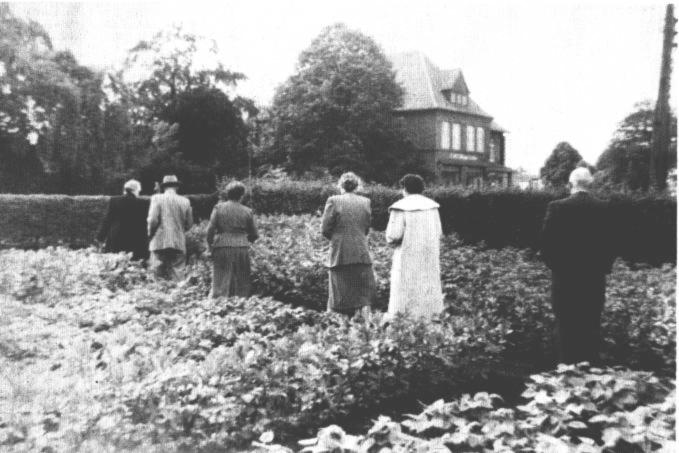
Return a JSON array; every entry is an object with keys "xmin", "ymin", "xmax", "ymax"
[
  {"xmin": 0, "ymin": 4, "xmax": 113, "ymax": 193},
  {"xmin": 540, "ymin": 142, "xmax": 583, "ymax": 188},
  {"xmin": 164, "ymin": 86, "xmax": 248, "ymax": 170},
  {"xmin": 114, "ymin": 25, "xmax": 247, "ymax": 123},
  {"xmin": 268, "ymin": 23, "xmax": 425, "ymax": 183},
  {"xmin": 596, "ymin": 101, "xmax": 677, "ymax": 191},
  {"xmin": 110, "ymin": 26, "xmax": 254, "ymax": 189}
]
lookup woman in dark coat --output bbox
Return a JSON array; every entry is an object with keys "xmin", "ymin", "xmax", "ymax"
[
  {"xmin": 206, "ymin": 181, "xmax": 259, "ymax": 298},
  {"xmin": 97, "ymin": 179, "xmax": 149, "ymax": 261},
  {"xmin": 321, "ymin": 172, "xmax": 376, "ymax": 317}
]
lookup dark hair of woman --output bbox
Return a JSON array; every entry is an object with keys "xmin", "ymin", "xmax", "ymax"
[
  {"xmin": 400, "ymin": 174, "xmax": 425, "ymax": 194},
  {"xmin": 225, "ymin": 181, "xmax": 246, "ymax": 201},
  {"xmin": 342, "ymin": 179, "xmax": 358, "ymax": 192}
]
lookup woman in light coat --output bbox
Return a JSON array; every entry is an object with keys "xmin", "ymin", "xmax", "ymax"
[{"xmin": 386, "ymin": 174, "xmax": 444, "ymax": 318}]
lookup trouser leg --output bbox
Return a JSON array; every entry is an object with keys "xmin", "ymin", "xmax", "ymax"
[
  {"xmin": 551, "ymin": 272, "xmax": 606, "ymax": 365},
  {"xmin": 167, "ymin": 250, "xmax": 186, "ymax": 282},
  {"xmin": 150, "ymin": 251, "xmax": 167, "ymax": 280}
]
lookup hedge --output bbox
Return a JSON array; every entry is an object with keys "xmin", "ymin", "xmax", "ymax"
[{"xmin": 0, "ymin": 181, "xmax": 675, "ymax": 264}]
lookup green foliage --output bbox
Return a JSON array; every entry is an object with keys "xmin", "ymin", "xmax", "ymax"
[
  {"xmin": 102, "ymin": 304, "xmax": 508, "ymax": 450},
  {"xmin": 184, "ymin": 215, "xmax": 676, "ymax": 376},
  {"xmin": 108, "ymin": 25, "xmax": 255, "ymax": 193},
  {"xmin": 0, "ymin": 231, "xmax": 673, "ymax": 452},
  {"xmin": 596, "ymin": 101, "xmax": 677, "ymax": 192},
  {"xmin": 290, "ymin": 363, "xmax": 675, "ymax": 453},
  {"xmin": 166, "ymin": 86, "xmax": 248, "ymax": 170},
  {"xmin": 115, "ymin": 24, "xmax": 246, "ymax": 123},
  {"xmin": 0, "ymin": 183, "xmax": 676, "ymax": 264},
  {"xmin": 540, "ymin": 142, "xmax": 584, "ymax": 188},
  {"xmin": 0, "ymin": 4, "xmax": 125, "ymax": 194},
  {"xmin": 268, "ymin": 23, "xmax": 425, "ymax": 183}
]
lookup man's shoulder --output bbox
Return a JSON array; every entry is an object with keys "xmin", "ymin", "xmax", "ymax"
[
  {"xmin": 167, "ymin": 193, "xmax": 191, "ymax": 205},
  {"xmin": 344, "ymin": 193, "xmax": 370, "ymax": 204}
]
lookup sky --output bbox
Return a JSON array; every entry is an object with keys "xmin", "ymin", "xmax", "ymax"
[{"xmin": 9, "ymin": 0, "xmax": 678, "ymax": 173}]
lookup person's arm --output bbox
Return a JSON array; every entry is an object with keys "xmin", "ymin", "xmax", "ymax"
[
  {"xmin": 97, "ymin": 198, "xmax": 114, "ymax": 243},
  {"xmin": 435, "ymin": 209, "xmax": 443, "ymax": 240},
  {"xmin": 184, "ymin": 202, "xmax": 194, "ymax": 232},
  {"xmin": 147, "ymin": 196, "xmax": 160, "ymax": 239},
  {"xmin": 246, "ymin": 212, "xmax": 259, "ymax": 243},
  {"xmin": 385, "ymin": 209, "xmax": 405, "ymax": 245},
  {"xmin": 206, "ymin": 207, "xmax": 217, "ymax": 252},
  {"xmin": 601, "ymin": 205, "xmax": 617, "ymax": 274},
  {"xmin": 540, "ymin": 203, "xmax": 558, "ymax": 270},
  {"xmin": 365, "ymin": 199, "xmax": 372, "ymax": 236},
  {"xmin": 321, "ymin": 198, "xmax": 337, "ymax": 240}
]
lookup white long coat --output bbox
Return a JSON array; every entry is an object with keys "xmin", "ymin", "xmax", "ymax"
[{"xmin": 385, "ymin": 194, "xmax": 444, "ymax": 318}]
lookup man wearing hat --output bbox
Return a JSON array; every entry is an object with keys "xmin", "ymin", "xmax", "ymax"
[{"xmin": 147, "ymin": 175, "xmax": 193, "ymax": 281}]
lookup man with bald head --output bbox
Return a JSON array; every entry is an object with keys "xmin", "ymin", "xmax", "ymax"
[{"xmin": 540, "ymin": 167, "xmax": 616, "ymax": 365}]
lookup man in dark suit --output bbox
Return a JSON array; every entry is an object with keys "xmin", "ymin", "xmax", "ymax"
[
  {"xmin": 540, "ymin": 168, "xmax": 615, "ymax": 365},
  {"xmin": 97, "ymin": 179, "xmax": 149, "ymax": 261}
]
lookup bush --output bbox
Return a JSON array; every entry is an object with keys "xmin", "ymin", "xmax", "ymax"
[
  {"xmin": 0, "ymin": 193, "xmax": 216, "ymax": 250},
  {"xmin": 0, "ymin": 239, "xmax": 673, "ymax": 452},
  {"xmin": 288, "ymin": 363, "xmax": 675, "ymax": 453},
  {"xmin": 1, "ymin": 182, "xmax": 675, "ymax": 264},
  {"xmin": 185, "ymin": 215, "xmax": 676, "ymax": 376},
  {"xmin": 103, "ymin": 305, "xmax": 509, "ymax": 451}
]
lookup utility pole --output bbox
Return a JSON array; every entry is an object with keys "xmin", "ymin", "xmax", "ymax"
[{"xmin": 650, "ymin": 4, "xmax": 677, "ymax": 191}]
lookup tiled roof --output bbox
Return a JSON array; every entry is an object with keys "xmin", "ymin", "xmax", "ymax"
[
  {"xmin": 389, "ymin": 51, "xmax": 492, "ymax": 119},
  {"xmin": 490, "ymin": 120, "xmax": 508, "ymax": 133}
]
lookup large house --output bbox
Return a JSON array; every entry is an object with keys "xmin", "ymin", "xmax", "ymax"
[{"xmin": 389, "ymin": 51, "xmax": 512, "ymax": 187}]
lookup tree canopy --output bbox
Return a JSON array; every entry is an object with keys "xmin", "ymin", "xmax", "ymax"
[
  {"xmin": 596, "ymin": 101, "xmax": 677, "ymax": 191},
  {"xmin": 0, "ymin": 4, "xmax": 115, "ymax": 193},
  {"xmin": 110, "ymin": 25, "xmax": 254, "ymax": 189},
  {"xmin": 540, "ymin": 142, "xmax": 584, "ymax": 188},
  {"xmin": 268, "ymin": 23, "xmax": 424, "ymax": 183}
]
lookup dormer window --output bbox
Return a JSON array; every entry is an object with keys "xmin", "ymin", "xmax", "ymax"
[{"xmin": 444, "ymin": 91, "xmax": 468, "ymax": 106}]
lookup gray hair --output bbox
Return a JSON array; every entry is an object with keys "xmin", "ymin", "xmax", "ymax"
[
  {"xmin": 337, "ymin": 172, "xmax": 362, "ymax": 193},
  {"xmin": 568, "ymin": 167, "xmax": 593, "ymax": 190},
  {"xmin": 123, "ymin": 179, "xmax": 141, "ymax": 196}
]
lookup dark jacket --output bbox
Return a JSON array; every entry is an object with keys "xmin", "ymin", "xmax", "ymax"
[
  {"xmin": 321, "ymin": 193, "xmax": 372, "ymax": 268},
  {"xmin": 97, "ymin": 194, "xmax": 149, "ymax": 260},
  {"xmin": 206, "ymin": 200, "xmax": 258, "ymax": 248},
  {"xmin": 540, "ymin": 191, "xmax": 615, "ymax": 276}
]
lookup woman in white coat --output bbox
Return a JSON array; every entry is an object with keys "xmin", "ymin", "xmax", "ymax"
[{"xmin": 385, "ymin": 174, "xmax": 444, "ymax": 318}]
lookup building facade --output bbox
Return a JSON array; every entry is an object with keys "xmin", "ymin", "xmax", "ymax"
[{"xmin": 389, "ymin": 51, "xmax": 512, "ymax": 187}]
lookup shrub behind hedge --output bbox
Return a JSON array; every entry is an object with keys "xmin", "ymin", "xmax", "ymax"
[{"xmin": 1, "ymin": 183, "xmax": 675, "ymax": 264}]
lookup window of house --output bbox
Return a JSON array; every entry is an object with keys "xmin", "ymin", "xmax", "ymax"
[
  {"xmin": 466, "ymin": 125, "xmax": 475, "ymax": 152},
  {"xmin": 489, "ymin": 140, "xmax": 498, "ymax": 163},
  {"xmin": 441, "ymin": 121, "xmax": 451, "ymax": 149},
  {"xmin": 452, "ymin": 123, "xmax": 461, "ymax": 150},
  {"xmin": 476, "ymin": 127, "xmax": 485, "ymax": 153}
]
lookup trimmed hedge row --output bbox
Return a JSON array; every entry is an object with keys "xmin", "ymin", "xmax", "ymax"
[{"xmin": 1, "ymin": 181, "xmax": 675, "ymax": 264}]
